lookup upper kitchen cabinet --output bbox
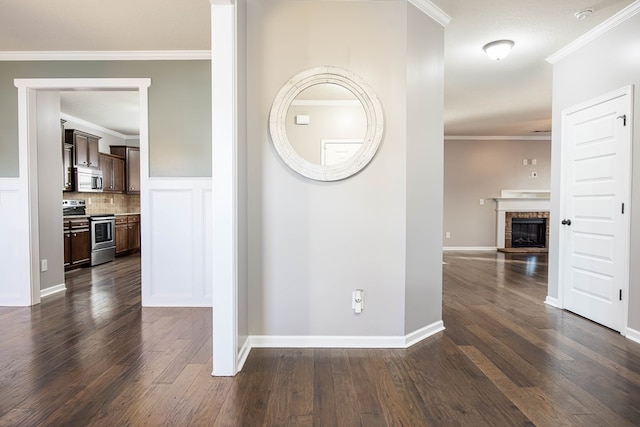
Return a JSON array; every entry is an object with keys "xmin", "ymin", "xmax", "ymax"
[
  {"xmin": 66, "ymin": 129, "xmax": 101, "ymax": 170},
  {"xmin": 110, "ymin": 146, "xmax": 140, "ymax": 194},
  {"xmin": 61, "ymin": 120, "xmax": 74, "ymax": 192},
  {"xmin": 99, "ymin": 153, "xmax": 125, "ymax": 193}
]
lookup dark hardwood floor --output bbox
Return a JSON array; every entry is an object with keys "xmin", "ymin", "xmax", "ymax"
[{"xmin": 1, "ymin": 251, "xmax": 640, "ymax": 426}]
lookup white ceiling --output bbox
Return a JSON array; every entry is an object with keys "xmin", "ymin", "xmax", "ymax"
[
  {"xmin": 1, "ymin": 0, "xmax": 635, "ymax": 137},
  {"xmin": 60, "ymin": 91, "xmax": 139, "ymax": 136},
  {"xmin": 437, "ymin": 0, "xmax": 635, "ymax": 136}
]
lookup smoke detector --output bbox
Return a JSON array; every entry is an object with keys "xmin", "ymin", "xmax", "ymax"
[{"xmin": 575, "ymin": 9, "xmax": 594, "ymax": 21}]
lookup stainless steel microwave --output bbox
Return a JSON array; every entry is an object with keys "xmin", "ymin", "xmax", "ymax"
[{"xmin": 76, "ymin": 167, "xmax": 103, "ymax": 192}]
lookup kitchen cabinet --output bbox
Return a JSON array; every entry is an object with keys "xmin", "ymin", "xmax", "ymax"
[
  {"xmin": 66, "ymin": 129, "xmax": 101, "ymax": 169},
  {"xmin": 99, "ymin": 153, "xmax": 125, "ymax": 193},
  {"xmin": 61, "ymin": 120, "xmax": 74, "ymax": 192},
  {"xmin": 63, "ymin": 144, "xmax": 74, "ymax": 191},
  {"xmin": 127, "ymin": 215, "xmax": 140, "ymax": 251},
  {"xmin": 64, "ymin": 218, "xmax": 90, "ymax": 269},
  {"xmin": 110, "ymin": 146, "xmax": 140, "ymax": 194},
  {"xmin": 115, "ymin": 214, "xmax": 141, "ymax": 255}
]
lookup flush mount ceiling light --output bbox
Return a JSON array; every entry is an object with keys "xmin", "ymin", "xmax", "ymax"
[
  {"xmin": 575, "ymin": 9, "xmax": 594, "ymax": 21},
  {"xmin": 482, "ymin": 39, "xmax": 515, "ymax": 61}
]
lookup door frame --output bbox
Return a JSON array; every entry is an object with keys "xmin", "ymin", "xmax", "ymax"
[
  {"xmin": 558, "ymin": 85, "xmax": 633, "ymax": 335},
  {"xmin": 14, "ymin": 78, "xmax": 151, "ymax": 305}
]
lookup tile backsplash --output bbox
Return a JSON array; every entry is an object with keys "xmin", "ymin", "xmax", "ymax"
[{"xmin": 64, "ymin": 192, "xmax": 140, "ymax": 214}]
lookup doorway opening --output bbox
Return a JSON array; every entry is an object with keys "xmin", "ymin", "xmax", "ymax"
[{"xmin": 15, "ymin": 78, "xmax": 150, "ymax": 306}]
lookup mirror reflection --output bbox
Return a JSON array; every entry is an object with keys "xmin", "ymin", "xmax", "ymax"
[{"xmin": 285, "ymin": 83, "xmax": 367, "ymax": 166}]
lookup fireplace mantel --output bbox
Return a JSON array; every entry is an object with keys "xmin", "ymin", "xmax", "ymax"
[{"xmin": 493, "ymin": 190, "xmax": 550, "ymax": 249}]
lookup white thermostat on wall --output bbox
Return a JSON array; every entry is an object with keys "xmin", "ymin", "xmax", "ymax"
[{"xmin": 295, "ymin": 115, "xmax": 310, "ymax": 125}]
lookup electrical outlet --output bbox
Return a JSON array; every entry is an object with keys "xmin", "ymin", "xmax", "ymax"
[
  {"xmin": 352, "ymin": 289, "xmax": 364, "ymax": 313},
  {"xmin": 479, "ymin": 198, "xmax": 485, "ymax": 205},
  {"xmin": 523, "ymin": 159, "xmax": 528, "ymax": 165},
  {"xmin": 445, "ymin": 231, "xmax": 451, "ymax": 239},
  {"xmin": 41, "ymin": 259, "xmax": 48, "ymax": 272},
  {"xmin": 532, "ymin": 159, "xmax": 537, "ymax": 165}
]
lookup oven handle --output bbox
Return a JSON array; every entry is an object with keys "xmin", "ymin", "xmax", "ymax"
[{"xmin": 90, "ymin": 217, "xmax": 116, "ymax": 222}]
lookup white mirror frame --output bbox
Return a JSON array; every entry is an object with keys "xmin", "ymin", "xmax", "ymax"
[{"xmin": 269, "ymin": 66, "xmax": 384, "ymax": 181}]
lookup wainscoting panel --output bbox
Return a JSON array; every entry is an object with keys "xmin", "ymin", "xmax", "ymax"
[
  {"xmin": 203, "ymin": 189, "xmax": 213, "ymax": 301},
  {"xmin": 0, "ymin": 179, "xmax": 32, "ymax": 306},
  {"xmin": 142, "ymin": 179, "xmax": 213, "ymax": 307}
]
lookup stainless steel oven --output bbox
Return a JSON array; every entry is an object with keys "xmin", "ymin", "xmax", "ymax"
[{"xmin": 90, "ymin": 214, "xmax": 116, "ymax": 266}]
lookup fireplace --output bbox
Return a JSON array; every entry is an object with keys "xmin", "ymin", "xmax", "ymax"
[
  {"xmin": 493, "ymin": 190, "xmax": 550, "ymax": 251},
  {"xmin": 511, "ymin": 218, "xmax": 546, "ymax": 248},
  {"xmin": 504, "ymin": 211, "xmax": 550, "ymax": 250}
]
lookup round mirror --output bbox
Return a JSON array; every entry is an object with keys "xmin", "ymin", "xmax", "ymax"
[{"xmin": 269, "ymin": 66, "xmax": 384, "ymax": 181}]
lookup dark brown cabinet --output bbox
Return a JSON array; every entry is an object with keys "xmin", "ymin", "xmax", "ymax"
[
  {"xmin": 66, "ymin": 129, "xmax": 101, "ymax": 169},
  {"xmin": 115, "ymin": 216, "xmax": 128, "ymax": 255},
  {"xmin": 100, "ymin": 153, "xmax": 125, "ymax": 193},
  {"xmin": 110, "ymin": 146, "xmax": 140, "ymax": 194},
  {"xmin": 128, "ymin": 216, "xmax": 140, "ymax": 251},
  {"xmin": 63, "ymin": 144, "xmax": 74, "ymax": 191},
  {"xmin": 115, "ymin": 215, "xmax": 140, "ymax": 255},
  {"xmin": 61, "ymin": 120, "xmax": 74, "ymax": 192},
  {"xmin": 64, "ymin": 218, "xmax": 90, "ymax": 269}
]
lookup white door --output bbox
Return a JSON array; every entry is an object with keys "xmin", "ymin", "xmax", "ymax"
[{"xmin": 561, "ymin": 86, "xmax": 632, "ymax": 333}]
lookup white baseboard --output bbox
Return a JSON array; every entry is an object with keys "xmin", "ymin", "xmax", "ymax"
[
  {"xmin": 248, "ymin": 320, "xmax": 445, "ymax": 350},
  {"xmin": 405, "ymin": 321, "xmax": 445, "ymax": 347},
  {"xmin": 250, "ymin": 335, "xmax": 404, "ymax": 348},
  {"xmin": 544, "ymin": 296, "xmax": 561, "ymax": 308},
  {"xmin": 40, "ymin": 284, "xmax": 66, "ymax": 298},
  {"xmin": 141, "ymin": 298, "xmax": 211, "ymax": 308},
  {"xmin": 443, "ymin": 246, "xmax": 497, "ymax": 251},
  {"xmin": 626, "ymin": 327, "xmax": 640, "ymax": 344},
  {"xmin": 237, "ymin": 336, "xmax": 252, "ymax": 373}
]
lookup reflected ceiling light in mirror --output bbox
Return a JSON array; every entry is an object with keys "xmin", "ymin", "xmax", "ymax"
[{"xmin": 482, "ymin": 39, "xmax": 514, "ymax": 61}]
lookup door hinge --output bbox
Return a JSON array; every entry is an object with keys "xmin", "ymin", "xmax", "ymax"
[
  {"xmin": 620, "ymin": 289, "xmax": 623, "ymax": 301},
  {"xmin": 622, "ymin": 203, "xmax": 625, "ymax": 214},
  {"xmin": 617, "ymin": 114, "xmax": 627, "ymax": 126}
]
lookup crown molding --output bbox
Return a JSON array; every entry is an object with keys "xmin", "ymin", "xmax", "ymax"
[
  {"xmin": 408, "ymin": 0, "xmax": 451, "ymax": 27},
  {"xmin": 60, "ymin": 113, "xmax": 138, "ymax": 140},
  {"xmin": 445, "ymin": 135, "xmax": 551, "ymax": 141},
  {"xmin": 0, "ymin": 50, "xmax": 211, "ymax": 61},
  {"xmin": 546, "ymin": 0, "xmax": 640, "ymax": 64}
]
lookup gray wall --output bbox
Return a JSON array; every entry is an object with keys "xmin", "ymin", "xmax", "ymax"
[
  {"xmin": 549, "ymin": 11, "xmax": 640, "ymax": 331},
  {"xmin": 444, "ymin": 139, "xmax": 551, "ymax": 247},
  {"xmin": 246, "ymin": 0, "xmax": 443, "ymax": 337},
  {"xmin": 237, "ymin": 0, "xmax": 250, "ymax": 354},
  {"xmin": 37, "ymin": 91, "xmax": 64, "ymax": 292},
  {"xmin": 404, "ymin": 4, "xmax": 444, "ymax": 333},
  {"xmin": 0, "ymin": 61, "xmax": 211, "ymax": 177}
]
